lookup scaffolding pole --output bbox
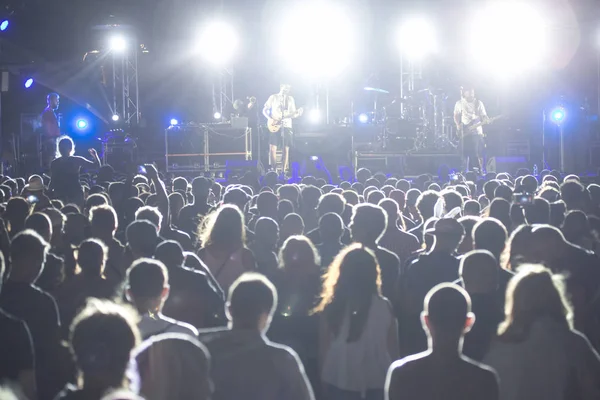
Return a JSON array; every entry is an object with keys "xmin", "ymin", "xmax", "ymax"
[
  {"xmin": 111, "ymin": 43, "xmax": 140, "ymax": 125},
  {"xmin": 213, "ymin": 68, "xmax": 234, "ymax": 119}
]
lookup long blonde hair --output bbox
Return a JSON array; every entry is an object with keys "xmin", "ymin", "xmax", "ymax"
[
  {"xmin": 313, "ymin": 244, "xmax": 382, "ymax": 342},
  {"xmin": 498, "ymin": 264, "xmax": 573, "ymax": 342},
  {"xmin": 197, "ymin": 204, "xmax": 246, "ymax": 251}
]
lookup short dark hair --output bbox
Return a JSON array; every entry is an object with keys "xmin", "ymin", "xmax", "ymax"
[
  {"xmin": 77, "ymin": 238, "xmax": 108, "ymax": 277},
  {"xmin": 10, "ymin": 229, "xmax": 49, "ymax": 263},
  {"xmin": 155, "ymin": 240, "xmax": 185, "ymax": 270},
  {"xmin": 424, "ymin": 283, "xmax": 471, "ymax": 334},
  {"xmin": 25, "ymin": 212, "xmax": 52, "ymax": 242},
  {"xmin": 135, "ymin": 206, "xmax": 163, "ymax": 229},
  {"xmin": 351, "ymin": 203, "xmax": 387, "ymax": 242},
  {"xmin": 126, "ymin": 220, "xmax": 158, "ymax": 256},
  {"xmin": 127, "ymin": 258, "xmax": 168, "ymax": 300},
  {"xmin": 317, "ymin": 193, "xmax": 346, "ymax": 216},
  {"xmin": 442, "ymin": 190, "xmax": 464, "ymax": 211},
  {"xmin": 524, "ymin": 197, "xmax": 550, "ymax": 225},
  {"xmin": 319, "ymin": 213, "xmax": 343, "ymax": 241},
  {"xmin": 473, "ymin": 218, "xmax": 507, "ymax": 260},
  {"xmin": 90, "ymin": 205, "xmax": 118, "ymax": 234},
  {"xmin": 172, "ymin": 177, "xmax": 188, "ymax": 192},
  {"xmin": 70, "ymin": 299, "xmax": 139, "ymax": 380},
  {"xmin": 463, "ymin": 200, "xmax": 481, "ymax": 216},
  {"xmin": 416, "ymin": 190, "xmax": 442, "ymax": 220},
  {"xmin": 560, "ymin": 180, "xmax": 585, "ymax": 209},
  {"xmin": 228, "ymin": 273, "xmax": 277, "ymax": 328}
]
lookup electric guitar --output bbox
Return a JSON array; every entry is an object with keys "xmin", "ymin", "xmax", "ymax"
[
  {"xmin": 267, "ymin": 108, "xmax": 304, "ymax": 133},
  {"xmin": 460, "ymin": 114, "xmax": 505, "ymax": 137}
]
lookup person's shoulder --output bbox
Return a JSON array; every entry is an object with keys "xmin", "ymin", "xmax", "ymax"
[
  {"xmin": 461, "ymin": 354, "xmax": 498, "ymax": 375},
  {"xmin": 178, "ymin": 204, "xmax": 193, "ymax": 216},
  {"xmin": 41, "ymin": 108, "xmax": 54, "ymax": 118},
  {"xmin": 197, "ymin": 326, "xmax": 230, "ymax": 342},
  {"xmin": 460, "ymin": 356, "xmax": 499, "ymax": 392},
  {"xmin": 161, "ymin": 315, "xmax": 199, "ymax": 336},
  {"xmin": 399, "ymin": 229, "xmax": 420, "ymax": 243},
  {"xmin": 377, "ymin": 246, "xmax": 400, "ymax": 263},
  {"xmin": 568, "ymin": 328, "xmax": 600, "ymax": 356},
  {"xmin": 265, "ymin": 338, "xmax": 305, "ymax": 366},
  {"xmin": 0, "ymin": 308, "xmax": 27, "ymax": 330},
  {"xmin": 110, "ymin": 236, "xmax": 125, "ymax": 249},
  {"xmin": 30, "ymin": 284, "xmax": 57, "ymax": 303},
  {"xmin": 389, "ymin": 351, "xmax": 430, "ymax": 376}
]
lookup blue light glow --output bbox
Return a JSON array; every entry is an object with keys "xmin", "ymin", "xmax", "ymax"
[
  {"xmin": 550, "ymin": 107, "xmax": 566, "ymax": 124},
  {"xmin": 358, "ymin": 113, "xmax": 369, "ymax": 124},
  {"xmin": 170, "ymin": 118, "xmax": 178, "ymax": 126},
  {"xmin": 24, "ymin": 78, "xmax": 34, "ymax": 88},
  {"xmin": 0, "ymin": 20, "xmax": 8, "ymax": 32},
  {"xmin": 76, "ymin": 119, "xmax": 88, "ymax": 130}
]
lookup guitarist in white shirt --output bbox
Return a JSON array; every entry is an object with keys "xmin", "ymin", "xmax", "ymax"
[
  {"xmin": 263, "ymin": 83, "xmax": 303, "ymax": 173},
  {"xmin": 454, "ymin": 86, "xmax": 489, "ymax": 173}
]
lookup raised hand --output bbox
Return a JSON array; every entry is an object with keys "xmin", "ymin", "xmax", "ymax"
[{"xmin": 144, "ymin": 163, "xmax": 159, "ymax": 179}]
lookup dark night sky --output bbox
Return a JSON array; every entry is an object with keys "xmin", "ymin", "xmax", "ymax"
[{"xmin": 1, "ymin": 0, "xmax": 600, "ymax": 140}]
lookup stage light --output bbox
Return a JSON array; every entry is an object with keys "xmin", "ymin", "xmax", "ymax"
[
  {"xmin": 213, "ymin": 111, "xmax": 222, "ymax": 120},
  {"xmin": 278, "ymin": 1, "xmax": 355, "ymax": 78},
  {"xmin": 550, "ymin": 107, "xmax": 566, "ymax": 124},
  {"xmin": 76, "ymin": 119, "xmax": 88, "ymax": 130},
  {"xmin": 24, "ymin": 78, "xmax": 34, "ymax": 89},
  {"xmin": 111, "ymin": 114, "xmax": 120, "ymax": 122},
  {"xmin": 109, "ymin": 35, "xmax": 127, "ymax": 52},
  {"xmin": 468, "ymin": 2, "xmax": 547, "ymax": 77},
  {"xmin": 170, "ymin": 118, "xmax": 178, "ymax": 126},
  {"xmin": 397, "ymin": 17, "xmax": 437, "ymax": 60},
  {"xmin": 358, "ymin": 113, "xmax": 369, "ymax": 124},
  {"xmin": 0, "ymin": 20, "xmax": 8, "ymax": 31},
  {"xmin": 198, "ymin": 21, "xmax": 238, "ymax": 66},
  {"xmin": 308, "ymin": 109, "xmax": 321, "ymax": 123}
]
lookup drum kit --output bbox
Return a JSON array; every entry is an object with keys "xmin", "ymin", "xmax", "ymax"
[{"xmin": 358, "ymin": 86, "xmax": 458, "ymax": 153}]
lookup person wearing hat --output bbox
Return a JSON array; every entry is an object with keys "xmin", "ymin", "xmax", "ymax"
[
  {"xmin": 396, "ymin": 217, "xmax": 465, "ymax": 357},
  {"xmin": 21, "ymin": 175, "xmax": 51, "ymax": 209}
]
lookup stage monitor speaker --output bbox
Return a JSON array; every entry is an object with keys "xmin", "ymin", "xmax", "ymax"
[{"xmin": 487, "ymin": 156, "xmax": 528, "ymax": 175}]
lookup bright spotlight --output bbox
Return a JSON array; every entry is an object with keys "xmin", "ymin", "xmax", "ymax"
[
  {"xmin": 109, "ymin": 35, "xmax": 127, "ymax": 52},
  {"xmin": 550, "ymin": 107, "xmax": 566, "ymax": 124},
  {"xmin": 111, "ymin": 114, "xmax": 120, "ymax": 122},
  {"xmin": 308, "ymin": 109, "xmax": 321, "ymax": 123},
  {"xmin": 278, "ymin": 2, "xmax": 355, "ymax": 78},
  {"xmin": 76, "ymin": 119, "xmax": 89, "ymax": 130},
  {"xmin": 358, "ymin": 113, "xmax": 369, "ymax": 124},
  {"xmin": 213, "ymin": 112, "xmax": 222, "ymax": 120},
  {"xmin": 468, "ymin": 2, "xmax": 547, "ymax": 76},
  {"xmin": 24, "ymin": 78, "xmax": 34, "ymax": 89},
  {"xmin": 170, "ymin": 118, "xmax": 179, "ymax": 126},
  {"xmin": 397, "ymin": 17, "xmax": 437, "ymax": 60},
  {"xmin": 0, "ymin": 20, "xmax": 8, "ymax": 32},
  {"xmin": 198, "ymin": 21, "xmax": 238, "ymax": 66}
]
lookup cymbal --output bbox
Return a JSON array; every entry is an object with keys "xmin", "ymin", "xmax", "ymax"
[{"xmin": 364, "ymin": 86, "xmax": 390, "ymax": 94}]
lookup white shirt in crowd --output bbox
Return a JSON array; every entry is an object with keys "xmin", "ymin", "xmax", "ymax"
[
  {"xmin": 321, "ymin": 295, "xmax": 396, "ymax": 396},
  {"xmin": 264, "ymin": 94, "xmax": 297, "ymax": 129},
  {"xmin": 454, "ymin": 98, "xmax": 488, "ymax": 135}
]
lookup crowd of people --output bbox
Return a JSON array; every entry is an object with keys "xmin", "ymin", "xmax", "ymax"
[{"xmin": 1, "ymin": 135, "xmax": 600, "ymax": 399}]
